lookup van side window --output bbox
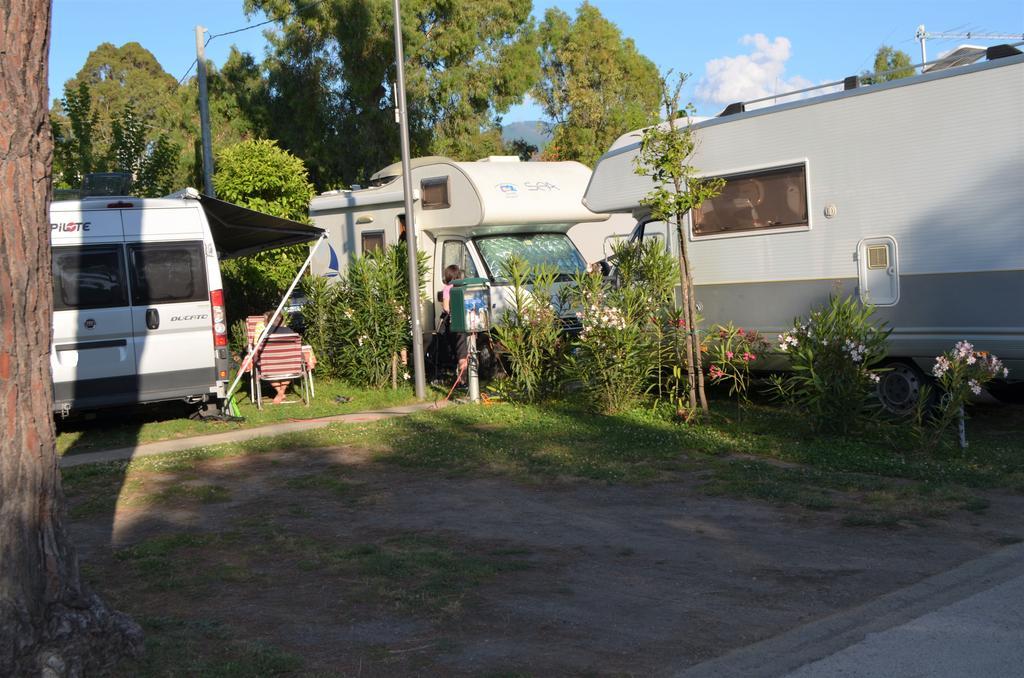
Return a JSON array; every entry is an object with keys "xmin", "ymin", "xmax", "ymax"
[
  {"xmin": 693, "ymin": 164, "xmax": 808, "ymax": 237},
  {"xmin": 441, "ymin": 240, "xmax": 478, "ymax": 277},
  {"xmin": 52, "ymin": 245, "xmax": 128, "ymax": 311},
  {"xmin": 127, "ymin": 242, "xmax": 208, "ymax": 305},
  {"xmin": 421, "ymin": 177, "xmax": 450, "ymax": 209}
]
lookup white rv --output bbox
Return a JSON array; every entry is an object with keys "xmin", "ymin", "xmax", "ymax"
[
  {"xmin": 585, "ymin": 46, "xmax": 1024, "ymax": 412},
  {"xmin": 309, "ymin": 156, "xmax": 616, "ymax": 335},
  {"xmin": 50, "ymin": 189, "xmax": 322, "ymax": 414}
]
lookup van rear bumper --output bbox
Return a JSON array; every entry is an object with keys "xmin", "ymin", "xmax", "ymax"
[{"xmin": 53, "ymin": 367, "xmax": 217, "ymax": 412}]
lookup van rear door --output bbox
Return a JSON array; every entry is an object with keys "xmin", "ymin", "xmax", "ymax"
[
  {"xmin": 123, "ymin": 207, "xmax": 217, "ymax": 402},
  {"xmin": 51, "ymin": 207, "xmax": 138, "ymax": 410}
]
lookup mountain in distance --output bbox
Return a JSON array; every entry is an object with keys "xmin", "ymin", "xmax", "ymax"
[{"xmin": 501, "ymin": 120, "xmax": 552, "ymax": 151}]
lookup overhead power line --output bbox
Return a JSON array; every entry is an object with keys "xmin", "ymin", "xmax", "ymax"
[{"xmin": 176, "ymin": 0, "xmax": 330, "ymax": 85}]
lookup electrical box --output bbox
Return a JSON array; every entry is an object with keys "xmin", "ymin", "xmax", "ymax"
[{"xmin": 449, "ymin": 277, "xmax": 491, "ymax": 332}]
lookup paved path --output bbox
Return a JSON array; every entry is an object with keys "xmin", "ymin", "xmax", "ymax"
[
  {"xmin": 60, "ymin": 400, "xmax": 446, "ymax": 468},
  {"xmin": 676, "ymin": 542, "xmax": 1024, "ymax": 678}
]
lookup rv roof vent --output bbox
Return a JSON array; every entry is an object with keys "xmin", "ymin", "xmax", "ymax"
[
  {"xmin": 478, "ymin": 155, "xmax": 520, "ymax": 163},
  {"xmin": 718, "ymin": 102, "xmax": 746, "ymax": 117},
  {"xmin": 986, "ymin": 44, "xmax": 1023, "ymax": 61},
  {"xmin": 843, "ymin": 75, "xmax": 860, "ymax": 90}
]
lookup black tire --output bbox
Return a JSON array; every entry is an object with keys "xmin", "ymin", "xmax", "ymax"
[{"xmin": 876, "ymin": 361, "xmax": 932, "ymax": 415}]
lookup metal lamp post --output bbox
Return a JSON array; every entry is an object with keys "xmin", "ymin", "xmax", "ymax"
[{"xmin": 392, "ymin": 0, "xmax": 427, "ymax": 400}]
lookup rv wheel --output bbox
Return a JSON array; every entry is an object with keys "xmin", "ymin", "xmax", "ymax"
[{"xmin": 876, "ymin": 362, "xmax": 929, "ymax": 415}]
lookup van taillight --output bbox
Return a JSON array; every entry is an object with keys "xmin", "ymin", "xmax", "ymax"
[{"xmin": 210, "ymin": 289, "xmax": 228, "ymax": 347}]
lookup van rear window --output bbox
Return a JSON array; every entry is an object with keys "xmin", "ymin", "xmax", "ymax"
[
  {"xmin": 52, "ymin": 245, "xmax": 128, "ymax": 311},
  {"xmin": 128, "ymin": 242, "xmax": 208, "ymax": 305}
]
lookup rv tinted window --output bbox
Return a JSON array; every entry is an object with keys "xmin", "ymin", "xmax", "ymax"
[
  {"xmin": 128, "ymin": 242, "xmax": 207, "ymax": 305},
  {"xmin": 421, "ymin": 177, "xmax": 450, "ymax": 209},
  {"xmin": 52, "ymin": 245, "xmax": 128, "ymax": 311},
  {"xmin": 476, "ymin": 233, "xmax": 586, "ymax": 281},
  {"xmin": 361, "ymin": 231, "xmax": 385, "ymax": 254},
  {"xmin": 441, "ymin": 240, "xmax": 478, "ymax": 278},
  {"xmin": 693, "ymin": 164, "xmax": 808, "ymax": 237}
]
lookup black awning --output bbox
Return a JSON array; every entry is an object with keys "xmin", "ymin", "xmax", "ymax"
[{"xmin": 197, "ymin": 193, "xmax": 323, "ymax": 259}]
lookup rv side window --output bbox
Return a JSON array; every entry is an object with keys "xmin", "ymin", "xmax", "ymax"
[
  {"xmin": 441, "ymin": 240, "xmax": 478, "ymax": 277},
  {"xmin": 693, "ymin": 164, "xmax": 808, "ymax": 237},
  {"xmin": 52, "ymin": 245, "xmax": 128, "ymax": 311},
  {"xmin": 421, "ymin": 177, "xmax": 450, "ymax": 209},
  {"xmin": 361, "ymin": 231, "xmax": 385, "ymax": 254},
  {"xmin": 127, "ymin": 242, "xmax": 208, "ymax": 305}
]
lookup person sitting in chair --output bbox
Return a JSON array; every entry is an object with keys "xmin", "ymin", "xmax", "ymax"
[{"xmin": 259, "ymin": 312, "xmax": 300, "ymax": 404}]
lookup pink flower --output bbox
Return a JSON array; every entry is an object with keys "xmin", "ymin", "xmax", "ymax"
[
  {"xmin": 743, "ymin": 352, "xmax": 755, "ymax": 362},
  {"xmin": 709, "ymin": 365, "xmax": 726, "ymax": 379},
  {"xmin": 726, "ymin": 351, "xmax": 734, "ymax": 360},
  {"xmin": 737, "ymin": 328, "xmax": 746, "ymax": 336}
]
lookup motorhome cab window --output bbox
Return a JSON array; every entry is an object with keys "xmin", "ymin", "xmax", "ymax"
[
  {"xmin": 52, "ymin": 245, "xmax": 128, "ymax": 311},
  {"xmin": 692, "ymin": 164, "xmax": 808, "ymax": 237},
  {"xmin": 441, "ymin": 240, "xmax": 478, "ymax": 277},
  {"xmin": 361, "ymin": 231, "xmax": 385, "ymax": 254},
  {"xmin": 128, "ymin": 242, "xmax": 208, "ymax": 304},
  {"xmin": 420, "ymin": 177, "xmax": 450, "ymax": 209},
  {"xmin": 476, "ymin": 233, "xmax": 586, "ymax": 281}
]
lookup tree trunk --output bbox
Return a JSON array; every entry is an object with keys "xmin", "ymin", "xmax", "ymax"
[
  {"xmin": 674, "ymin": 220, "xmax": 697, "ymax": 412},
  {"xmin": 0, "ymin": 2, "xmax": 142, "ymax": 675}
]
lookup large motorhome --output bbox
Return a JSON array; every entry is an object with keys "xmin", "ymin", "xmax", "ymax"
[
  {"xmin": 309, "ymin": 156, "xmax": 624, "ymax": 338},
  {"xmin": 584, "ymin": 46, "xmax": 1024, "ymax": 412}
]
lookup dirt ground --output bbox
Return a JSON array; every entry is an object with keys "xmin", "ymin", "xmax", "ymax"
[{"xmin": 69, "ymin": 445, "xmax": 1024, "ymax": 676}]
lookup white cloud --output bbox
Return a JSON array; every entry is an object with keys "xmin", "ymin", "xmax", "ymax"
[{"xmin": 695, "ymin": 34, "xmax": 815, "ymax": 109}]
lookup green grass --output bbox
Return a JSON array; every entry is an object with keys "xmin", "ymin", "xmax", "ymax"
[
  {"xmin": 61, "ymin": 396, "xmax": 1024, "ymax": 526},
  {"xmin": 57, "ymin": 378, "xmax": 419, "ymax": 456},
  {"xmin": 116, "ymin": 616, "xmax": 303, "ymax": 677}
]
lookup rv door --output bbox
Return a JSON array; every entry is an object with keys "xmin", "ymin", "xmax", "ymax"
[
  {"xmin": 857, "ymin": 236, "xmax": 900, "ymax": 306},
  {"xmin": 433, "ymin": 237, "xmax": 480, "ymax": 332}
]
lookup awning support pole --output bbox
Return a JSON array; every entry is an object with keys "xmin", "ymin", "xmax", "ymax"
[{"xmin": 223, "ymin": 233, "xmax": 328, "ymax": 405}]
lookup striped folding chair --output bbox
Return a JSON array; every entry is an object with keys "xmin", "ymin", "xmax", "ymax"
[{"xmin": 245, "ymin": 316, "xmax": 311, "ymax": 409}]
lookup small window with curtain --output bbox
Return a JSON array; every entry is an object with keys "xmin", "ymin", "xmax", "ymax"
[
  {"xmin": 421, "ymin": 177, "xmax": 450, "ymax": 209},
  {"xmin": 692, "ymin": 164, "xmax": 808, "ymax": 237},
  {"xmin": 361, "ymin": 231, "xmax": 385, "ymax": 254}
]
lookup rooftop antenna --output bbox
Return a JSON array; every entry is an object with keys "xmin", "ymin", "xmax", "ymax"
[{"xmin": 916, "ymin": 25, "xmax": 1024, "ymax": 73}]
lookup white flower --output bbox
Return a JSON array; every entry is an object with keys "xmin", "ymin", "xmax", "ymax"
[
  {"xmin": 1004, "ymin": 367, "xmax": 1010, "ymax": 378},
  {"xmin": 403, "ymin": 372, "xmax": 411, "ymax": 380},
  {"xmin": 868, "ymin": 372, "xmax": 880, "ymax": 383},
  {"xmin": 969, "ymin": 379, "xmax": 982, "ymax": 395}
]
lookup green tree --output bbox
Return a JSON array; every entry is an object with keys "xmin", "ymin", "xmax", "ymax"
[
  {"xmin": 53, "ymin": 42, "xmax": 262, "ymax": 191},
  {"xmin": 861, "ymin": 45, "xmax": 915, "ymax": 84},
  {"xmin": 634, "ymin": 73, "xmax": 725, "ymax": 417},
  {"xmin": 213, "ymin": 139, "xmax": 316, "ymax": 321},
  {"xmin": 241, "ymin": 0, "xmax": 540, "ymax": 187},
  {"xmin": 504, "ymin": 137, "xmax": 538, "ymax": 161},
  {"xmin": 534, "ymin": 2, "xmax": 661, "ymax": 166},
  {"xmin": 51, "ymin": 81, "xmax": 99, "ymax": 188}
]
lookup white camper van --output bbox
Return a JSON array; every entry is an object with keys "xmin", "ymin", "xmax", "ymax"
[
  {"xmin": 309, "ymin": 156, "xmax": 614, "ymax": 337},
  {"xmin": 50, "ymin": 189, "xmax": 322, "ymax": 414},
  {"xmin": 585, "ymin": 46, "xmax": 1024, "ymax": 412}
]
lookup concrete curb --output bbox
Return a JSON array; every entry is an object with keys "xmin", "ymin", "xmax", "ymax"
[
  {"xmin": 60, "ymin": 400, "xmax": 447, "ymax": 469},
  {"xmin": 673, "ymin": 541, "xmax": 1024, "ymax": 678}
]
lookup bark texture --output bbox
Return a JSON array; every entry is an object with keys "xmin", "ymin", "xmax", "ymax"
[{"xmin": 0, "ymin": 2, "xmax": 142, "ymax": 674}]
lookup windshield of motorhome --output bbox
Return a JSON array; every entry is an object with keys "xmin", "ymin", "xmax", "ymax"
[{"xmin": 475, "ymin": 233, "xmax": 586, "ymax": 280}]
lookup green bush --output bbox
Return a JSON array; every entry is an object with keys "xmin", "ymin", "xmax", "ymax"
[
  {"xmin": 490, "ymin": 256, "xmax": 567, "ymax": 403},
  {"xmin": 913, "ymin": 342, "xmax": 1010, "ymax": 451},
  {"xmin": 213, "ymin": 139, "xmax": 315, "ymax": 323},
  {"xmin": 768, "ymin": 294, "xmax": 889, "ymax": 434},
  {"xmin": 302, "ymin": 245, "xmax": 427, "ymax": 389}
]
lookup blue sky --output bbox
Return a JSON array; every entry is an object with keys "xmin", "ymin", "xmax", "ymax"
[{"xmin": 50, "ymin": 0, "xmax": 1023, "ymax": 120}]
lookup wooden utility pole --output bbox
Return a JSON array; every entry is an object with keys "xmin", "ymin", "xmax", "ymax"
[{"xmin": 196, "ymin": 25, "xmax": 216, "ymax": 196}]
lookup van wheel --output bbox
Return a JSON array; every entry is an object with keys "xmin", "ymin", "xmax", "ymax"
[{"xmin": 876, "ymin": 361, "xmax": 931, "ymax": 415}]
